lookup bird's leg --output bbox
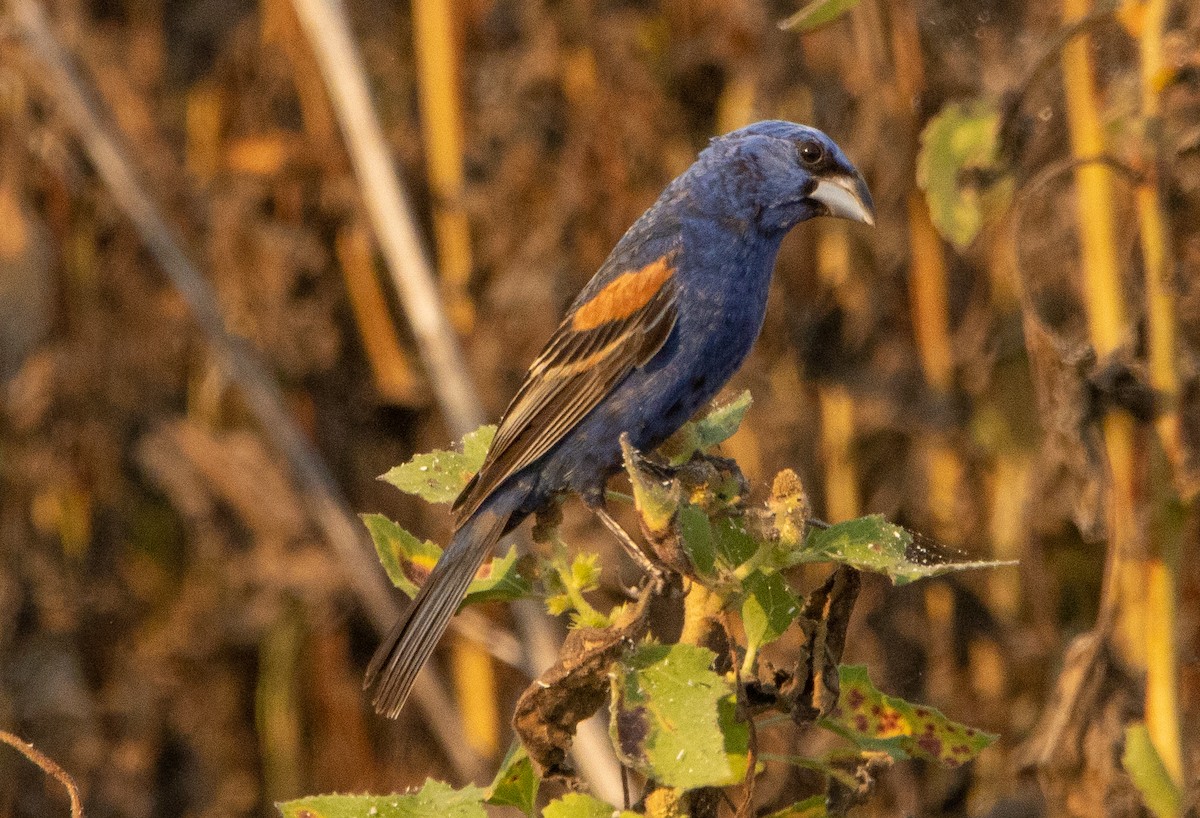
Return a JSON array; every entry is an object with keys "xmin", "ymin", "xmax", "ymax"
[{"xmin": 590, "ymin": 504, "xmax": 666, "ymax": 592}]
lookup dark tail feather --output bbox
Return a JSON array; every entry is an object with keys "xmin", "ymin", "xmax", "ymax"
[{"xmin": 365, "ymin": 503, "xmax": 513, "ymax": 718}]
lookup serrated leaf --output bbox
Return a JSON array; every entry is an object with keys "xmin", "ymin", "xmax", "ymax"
[
  {"xmin": 486, "ymin": 743, "xmax": 537, "ymax": 816},
  {"xmin": 610, "ymin": 643, "xmax": 749, "ymax": 789},
  {"xmin": 778, "ymin": 0, "xmax": 861, "ymax": 32},
  {"xmin": 917, "ymin": 101, "xmax": 1005, "ymax": 250},
  {"xmin": 764, "ymin": 795, "xmax": 828, "ymax": 818},
  {"xmin": 362, "ymin": 513, "xmax": 440, "ymax": 598},
  {"xmin": 380, "ymin": 425, "xmax": 496, "ymax": 503},
  {"xmin": 798, "ymin": 515, "xmax": 1015, "ymax": 584},
  {"xmin": 542, "ymin": 793, "xmax": 637, "ymax": 818},
  {"xmin": 362, "ymin": 514, "xmax": 531, "ymax": 605},
  {"xmin": 742, "ymin": 570, "xmax": 800, "ymax": 654},
  {"xmin": 1122, "ymin": 723, "xmax": 1182, "ymax": 818},
  {"xmin": 822, "ymin": 665, "xmax": 995, "ymax": 767},
  {"xmin": 660, "ymin": 390, "xmax": 752, "ymax": 465},
  {"xmin": 277, "ymin": 780, "xmax": 487, "ymax": 818}
]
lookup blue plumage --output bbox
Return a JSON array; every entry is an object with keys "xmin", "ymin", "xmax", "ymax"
[{"xmin": 366, "ymin": 121, "xmax": 875, "ymax": 718}]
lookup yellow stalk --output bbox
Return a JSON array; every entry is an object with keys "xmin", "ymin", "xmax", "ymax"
[
  {"xmin": 257, "ymin": 602, "xmax": 305, "ymax": 801},
  {"xmin": 906, "ymin": 193, "xmax": 961, "ymax": 537},
  {"xmin": 988, "ymin": 454, "xmax": 1029, "ymax": 621},
  {"xmin": 1146, "ymin": 555, "xmax": 1182, "ymax": 783},
  {"xmin": 412, "ymin": 1, "xmax": 492, "ymax": 749},
  {"xmin": 1133, "ymin": 0, "xmax": 1184, "ymax": 785},
  {"xmin": 412, "ymin": 0, "xmax": 475, "ymax": 332},
  {"xmin": 906, "ymin": 193, "xmax": 954, "ymax": 392},
  {"xmin": 818, "ymin": 386, "xmax": 860, "ymax": 523},
  {"xmin": 1061, "ymin": 0, "xmax": 1125, "ymax": 354},
  {"xmin": 334, "ymin": 225, "xmax": 425, "ymax": 406},
  {"xmin": 449, "ymin": 631, "xmax": 500, "ymax": 757},
  {"xmin": 1062, "ymin": 0, "xmax": 1162, "ymax": 759},
  {"xmin": 816, "ymin": 221, "xmax": 860, "ymax": 523}
]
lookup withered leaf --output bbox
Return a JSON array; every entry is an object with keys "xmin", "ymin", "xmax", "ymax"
[
  {"xmin": 512, "ymin": 594, "xmax": 652, "ymax": 781},
  {"xmin": 791, "ymin": 566, "xmax": 861, "ymax": 724}
]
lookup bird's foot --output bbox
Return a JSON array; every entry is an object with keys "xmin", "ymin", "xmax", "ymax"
[{"xmin": 591, "ymin": 504, "xmax": 667, "ymax": 592}]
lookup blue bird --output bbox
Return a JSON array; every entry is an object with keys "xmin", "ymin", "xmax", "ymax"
[{"xmin": 366, "ymin": 120, "xmax": 874, "ymax": 718}]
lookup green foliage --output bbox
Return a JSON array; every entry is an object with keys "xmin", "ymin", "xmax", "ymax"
[
  {"xmin": 542, "ymin": 793, "xmax": 639, "ymax": 818},
  {"xmin": 609, "ymin": 643, "xmax": 749, "ymax": 789},
  {"xmin": 917, "ymin": 101, "xmax": 1008, "ymax": 250},
  {"xmin": 800, "ymin": 515, "xmax": 1016, "ymax": 584},
  {"xmin": 822, "ymin": 665, "xmax": 996, "ymax": 766},
  {"xmin": 741, "ymin": 569, "xmax": 800, "ymax": 665},
  {"xmin": 317, "ymin": 394, "xmax": 1009, "ymax": 818},
  {"xmin": 487, "ymin": 743, "xmax": 538, "ymax": 816},
  {"xmin": 362, "ymin": 512, "xmax": 440, "ymax": 599},
  {"xmin": 777, "ymin": 0, "xmax": 862, "ymax": 32},
  {"xmin": 1122, "ymin": 723, "xmax": 1182, "ymax": 818},
  {"xmin": 278, "ymin": 780, "xmax": 487, "ymax": 818},
  {"xmin": 660, "ymin": 390, "xmax": 752, "ymax": 464},
  {"xmin": 363, "ymin": 512, "xmax": 532, "ymax": 605},
  {"xmin": 380, "ymin": 425, "xmax": 496, "ymax": 503}
]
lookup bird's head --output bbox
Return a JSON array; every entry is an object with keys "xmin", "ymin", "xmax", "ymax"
[{"xmin": 689, "ymin": 120, "xmax": 875, "ymax": 236}]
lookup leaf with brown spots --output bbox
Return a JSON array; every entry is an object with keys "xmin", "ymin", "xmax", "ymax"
[{"xmin": 820, "ymin": 665, "xmax": 996, "ymax": 767}]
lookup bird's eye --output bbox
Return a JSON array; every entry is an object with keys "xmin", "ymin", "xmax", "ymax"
[{"xmin": 797, "ymin": 140, "xmax": 825, "ymax": 166}]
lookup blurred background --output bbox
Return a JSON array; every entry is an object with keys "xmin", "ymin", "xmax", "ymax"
[{"xmin": 1, "ymin": 0, "xmax": 1198, "ymax": 815}]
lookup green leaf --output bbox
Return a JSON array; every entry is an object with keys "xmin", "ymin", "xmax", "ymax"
[
  {"xmin": 712, "ymin": 515, "xmax": 759, "ymax": 569},
  {"xmin": 677, "ymin": 503, "xmax": 717, "ymax": 577},
  {"xmin": 362, "ymin": 513, "xmax": 440, "ymax": 599},
  {"xmin": 822, "ymin": 665, "xmax": 995, "ymax": 767},
  {"xmin": 486, "ymin": 743, "xmax": 538, "ymax": 816},
  {"xmin": 741, "ymin": 570, "xmax": 800, "ymax": 655},
  {"xmin": 763, "ymin": 795, "xmax": 828, "ymax": 818},
  {"xmin": 917, "ymin": 101, "xmax": 1005, "ymax": 250},
  {"xmin": 542, "ymin": 793, "xmax": 637, "ymax": 818},
  {"xmin": 661, "ymin": 390, "xmax": 752, "ymax": 465},
  {"xmin": 362, "ymin": 514, "xmax": 531, "ymax": 605},
  {"xmin": 610, "ymin": 643, "xmax": 749, "ymax": 789},
  {"xmin": 799, "ymin": 515, "xmax": 1015, "ymax": 584},
  {"xmin": 380, "ymin": 425, "xmax": 496, "ymax": 503},
  {"xmin": 778, "ymin": 0, "xmax": 862, "ymax": 32},
  {"xmin": 462, "ymin": 545, "xmax": 534, "ymax": 606},
  {"xmin": 277, "ymin": 780, "xmax": 487, "ymax": 818},
  {"xmin": 1122, "ymin": 723, "xmax": 1182, "ymax": 818}
]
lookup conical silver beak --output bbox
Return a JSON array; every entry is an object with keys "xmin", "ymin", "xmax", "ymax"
[{"xmin": 810, "ymin": 173, "xmax": 875, "ymax": 226}]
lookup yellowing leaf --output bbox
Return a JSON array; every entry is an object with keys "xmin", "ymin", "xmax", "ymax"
[
  {"xmin": 917, "ymin": 101, "xmax": 1005, "ymax": 250},
  {"xmin": 823, "ymin": 665, "xmax": 995, "ymax": 767}
]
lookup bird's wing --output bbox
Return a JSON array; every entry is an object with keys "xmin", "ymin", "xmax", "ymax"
[{"xmin": 452, "ymin": 253, "xmax": 679, "ymax": 525}]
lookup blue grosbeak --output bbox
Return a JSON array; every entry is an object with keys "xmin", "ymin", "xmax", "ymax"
[{"xmin": 366, "ymin": 120, "xmax": 874, "ymax": 718}]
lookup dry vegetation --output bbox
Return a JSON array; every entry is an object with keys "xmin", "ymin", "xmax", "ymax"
[{"xmin": 1, "ymin": 0, "xmax": 1199, "ymax": 815}]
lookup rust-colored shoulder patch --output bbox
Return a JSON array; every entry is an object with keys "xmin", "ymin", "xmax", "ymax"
[{"xmin": 571, "ymin": 256, "xmax": 674, "ymax": 331}]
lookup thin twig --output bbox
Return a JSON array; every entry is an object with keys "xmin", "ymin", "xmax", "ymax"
[
  {"xmin": 7, "ymin": 0, "xmax": 485, "ymax": 781},
  {"xmin": 0, "ymin": 730, "xmax": 84, "ymax": 818},
  {"xmin": 287, "ymin": 0, "xmax": 484, "ymax": 437}
]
